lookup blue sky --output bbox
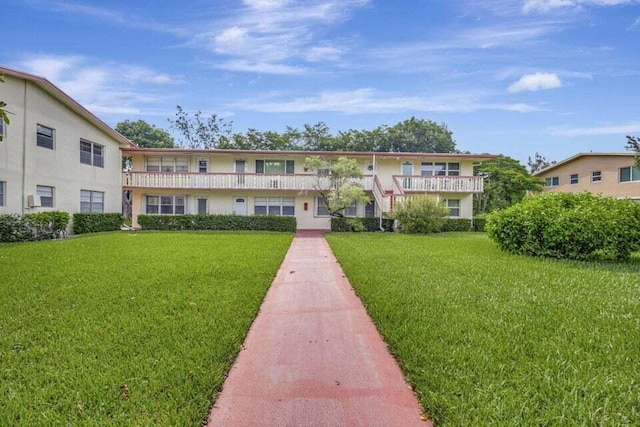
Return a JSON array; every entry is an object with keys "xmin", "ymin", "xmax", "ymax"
[{"xmin": 2, "ymin": 0, "xmax": 639, "ymax": 164}]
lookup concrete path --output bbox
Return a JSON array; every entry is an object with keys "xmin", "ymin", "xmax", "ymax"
[{"xmin": 207, "ymin": 230, "xmax": 429, "ymax": 427}]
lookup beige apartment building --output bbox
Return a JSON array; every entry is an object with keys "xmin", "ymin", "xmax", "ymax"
[
  {"xmin": 534, "ymin": 153, "xmax": 640, "ymax": 201},
  {"xmin": 0, "ymin": 66, "xmax": 132, "ymax": 217}
]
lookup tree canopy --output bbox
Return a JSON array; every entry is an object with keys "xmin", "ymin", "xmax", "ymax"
[
  {"xmin": 527, "ymin": 152, "xmax": 556, "ymax": 174},
  {"xmin": 626, "ymin": 135, "xmax": 640, "ymax": 167},
  {"xmin": 475, "ymin": 155, "xmax": 544, "ymax": 214},
  {"xmin": 115, "ymin": 120, "xmax": 175, "ymax": 148}
]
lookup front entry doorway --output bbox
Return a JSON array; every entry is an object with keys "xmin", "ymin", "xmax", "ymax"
[{"xmin": 233, "ymin": 195, "xmax": 247, "ymax": 216}]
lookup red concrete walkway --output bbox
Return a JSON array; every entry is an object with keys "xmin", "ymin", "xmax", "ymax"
[{"xmin": 207, "ymin": 230, "xmax": 429, "ymax": 427}]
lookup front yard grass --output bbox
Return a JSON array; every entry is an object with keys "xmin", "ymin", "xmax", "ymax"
[
  {"xmin": 326, "ymin": 232, "xmax": 640, "ymax": 426},
  {"xmin": 0, "ymin": 231, "xmax": 292, "ymax": 426}
]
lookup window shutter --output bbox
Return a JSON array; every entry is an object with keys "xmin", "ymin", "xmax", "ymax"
[
  {"xmin": 256, "ymin": 160, "xmax": 264, "ymax": 174},
  {"xmin": 285, "ymin": 160, "xmax": 294, "ymax": 174}
]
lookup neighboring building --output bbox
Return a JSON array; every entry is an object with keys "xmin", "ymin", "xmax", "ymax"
[
  {"xmin": 534, "ymin": 153, "xmax": 640, "ymax": 202},
  {"xmin": 122, "ymin": 148, "xmax": 495, "ymax": 229},
  {"xmin": 0, "ymin": 66, "xmax": 132, "ymax": 217}
]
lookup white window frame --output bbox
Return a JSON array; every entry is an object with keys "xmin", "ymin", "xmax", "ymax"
[
  {"xmin": 36, "ymin": 124, "xmax": 55, "ymax": 150},
  {"xmin": 37, "ymin": 185, "xmax": 54, "ymax": 208},
  {"xmin": 445, "ymin": 198, "xmax": 461, "ymax": 217},
  {"xmin": 316, "ymin": 196, "xmax": 330, "ymax": 217},
  {"xmin": 146, "ymin": 157, "xmax": 189, "ymax": 172},
  {"xmin": 365, "ymin": 200, "xmax": 376, "ymax": 218},
  {"xmin": 619, "ymin": 166, "xmax": 640, "ymax": 183},
  {"xmin": 570, "ymin": 174, "xmax": 579, "ymax": 185},
  {"xmin": 255, "ymin": 159, "xmax": 295, "ymax": 174},
  {"xmin": 0, "ymin": 181, "xmax": 5, "ymax": 206},
  {"xmin": 80, "ymin": 190, "xmax": 105, "ymax": 213},
  {"xmin": 198, "ymin": 158, "xmax": 208, "ymax": 173},
  {"xmin": 254, "ymin": 196, "xmax": 295, "ymax": 216},
  {"xmin": 145, "ymin": 195, "xmax": 186, "ymax": 215},
  {"xmin": 421, "ymin": 162, "xmax": 460, "ymax": 176},
  {"xmin": 545, "ymin": 176, "xmax": 559, "ymax": 187},
  {"xmin": 591, "ymin": 171, "xmax": 602, "ymax": 183},
  {"xmin": 80, "ymin": 139, "xmax": 104, "ymax": 168}
]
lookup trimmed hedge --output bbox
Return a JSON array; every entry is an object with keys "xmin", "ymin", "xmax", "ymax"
[
  {"xmin": 1, "ymin": 211, "xmax": 69, "ymax": 242},
  {"xmin": 487, "ymin": 192, "xmax": 640, "ymax": 261},
  {"xmin": 137, "ymin": 214, "xmax": 296, "ymax": 232},
  {"xmin": 472, "ymin": 217, "xmax": 487, "ymax": 232},
  {"xmin": 331, "ymin": 217, "xmax": 395, "ymax": 232},
  {"xmin": 441, "ymin": 218, "xmax": 472, "ymax": 232},
  {"xmin": 73, "ymin": 213, "xmax": 124, "ymax": 234}
]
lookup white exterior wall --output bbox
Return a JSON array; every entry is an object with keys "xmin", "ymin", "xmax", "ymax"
[{"xmin": 0, "ymin": 75, "xmax": 124, "ymax": 217}]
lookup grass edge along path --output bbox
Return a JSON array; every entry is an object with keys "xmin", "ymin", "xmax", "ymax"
[
  {"xmin": 0, "ymin": 231, "xmax": 293, "ymax": 426},
  {"xmin": 326, "ymin": 232, "xmax": 640, "ymax": 426}
]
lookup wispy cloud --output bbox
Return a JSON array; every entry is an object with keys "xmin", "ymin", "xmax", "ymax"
[
  {"xmin": 508, "ymin": 72, "xmax": 562, "ymax": 92},
  {"xmin": 628, "ymin": 16, "xmax": 640, "ymax": 29},
  {"xmin": 192, "ymin": 0, "xmax": 368, "ymax": 74},
  {"xmin": 550, "ymin": 122, "xmax": 640, "ymax": 136},
  {"xmin": 523, "ymin": 0, "xmax": 637, "ymax": 13},
  {"xmin": 230, "ymin": 88, "xmax": 542, "ymax": 114},
  {"xmin": 17, "ymin": 54, "xmax": 182, "ymax": 115}
]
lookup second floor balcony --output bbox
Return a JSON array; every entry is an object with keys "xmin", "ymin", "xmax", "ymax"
[{"xmin": 394, "ymin": 175, "xmax": 484, "ymax": 193}]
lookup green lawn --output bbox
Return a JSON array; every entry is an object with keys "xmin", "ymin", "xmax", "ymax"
[
  {"xmin": 0, "ymin": 231, "xmax": 292, "ymax": 426},
  {"xmin": 326, "ymin": 232, "xmax": 640, "ymax": 426}
]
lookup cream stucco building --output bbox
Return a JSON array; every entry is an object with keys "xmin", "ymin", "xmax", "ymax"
[
  {"xmin": 123, "ymin": 147, "xmax": 494, "ymax": 229},
  {"xmin": 534, "ymin": 153, "xmax": 640, "ymax": 202},
  {"xmin": 0, "ymin": 66, "xmax": 132, "ymax": 217}
]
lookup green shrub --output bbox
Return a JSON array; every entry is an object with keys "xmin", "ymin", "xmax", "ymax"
[
  {"xmin": 441, "ymin": 218, "xmax": 472, "ymax": 232},
  {"xmin": 0, "ymin": 214, "xmax": 33, "ymax": 242},
  {"xmin": 73, "ymin": 213, "xmax": 124, "ymax": 234},
  {"xmin": 331, "ymin": 217, "xmax": 395, "ymax": 232},
  {"xmin": 24, "ymin": 211, "xmax": 70, "ymax": 240},
  {"xmin": 486, "ymin": 192, "xmax": 640, "ymax": 261},
  {"xmin": 392, "ymin": 196, "xmax": 449, "ymax": 234},
  {"xmin": 472, "ymin": 217, "xmax": 487, "ymax": 232},
  {"xmin": 137, "ymin": 214, "xmax": 296, "ymax": 232}
]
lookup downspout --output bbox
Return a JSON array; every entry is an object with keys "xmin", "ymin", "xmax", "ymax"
[{"xmin": 21, "ymin": 80, "xmax": 28, "ymax": 215}]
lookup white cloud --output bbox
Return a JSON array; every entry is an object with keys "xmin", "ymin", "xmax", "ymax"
[
  {"xmin": 523, "ymin": 0, "xmax": 636, "ymax": 13},
  {"xmin": 17, "ymin": 54, "xmax": 181, "ymax": 116},
  {"xmin": 230, "ymin": 88, "xmax": 541, "ymax": 114},
  {"xmin": 508, "ymin": 72, "xmax": 562, "ymax": 92},
  {"xmin": 193, "ymin": 0, "xmax": 368, "ymax": 74},
  {"xmin": 550, "ymin": 123, "xmax": 640, "ymax": 136}
]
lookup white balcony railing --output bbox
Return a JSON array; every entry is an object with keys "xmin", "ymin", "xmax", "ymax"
[
  {"xmin": 393, "ymin": 175, "xmax": 483, "ymax": 193},
  {"xmin": 123, "ymin": 172, "xmax": 374, "ymax": 191}
]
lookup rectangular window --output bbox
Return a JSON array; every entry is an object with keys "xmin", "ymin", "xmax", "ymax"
[
  {"xmin": 592, "ymin": 171, "xmax": 602, "ymax": 182},
  {"xmin": 198, "ymin": 159, "xmax": 208, "ymax": 173},
  {"xmin": 316, "ymin": 197, "xmax": 330, "ymax": 216},
  {"xmin": 37, "ymin": 124, "xmax": 54, "ymax": 149},
  {"xmin": 447, "ymin": 163, "xmax": 460, "ymax": 176},
  {"xmin": 146, "ymin": 157, "xmax": 160, "ymax": 172},
  {"xmin": 365, "ymin": 200, "xmax": 375, "ymax": 218},
  {"xmin": 446, "ymin": 199, "xmax": 461, "ymax": 217},
  {"xmin": 545, "ymin": 176, "xmax": 559, "ymax": 187},
  {"xmin": 0, "ymin": 181, "xmax": 5, "ymax": 206},
  {"xmin": 147, "ymin": 157, "xmax": 189, "ymax": 172},
  {"xmin": 146, "ymin": 195, "xmax": 185, "ymax": 214},
  {"xmin": 197, "ymin": 198, "xmax": 207, "ymax": 215},
  {"xmin": 80, "ymin": 140, "xmax": 104, "ymax": 168},
  {"xmin": 421, "ymin": 162, "xmax": 435, "ymax": 176},
  {"xmin": 344, "ymin": 202, "xmax": 357, "ymax": 217},
  {"xmin": 254, "ymin": 197, "xmax": 295, "ymax": 216},
  {"xmin": 619, "ymin": 166, "xmax": 640, "ymax": 183},
  {"xmin": 80, "ymin": 190, "xmax": 104, "ymax": 213},
  {"xmin": 570, "ymin": 174, "xmax": 579, "ymax": 185},
  {"xmin": 421, "ymin": 162, "xmax": 460, "ymax": 176},
  {"xmin": 256, "ymin": 159, "xmax": 294, "ymax": 174},
  {"xmin": 37, "ymin": 185, "xmax": 54, "ymax": 207}
]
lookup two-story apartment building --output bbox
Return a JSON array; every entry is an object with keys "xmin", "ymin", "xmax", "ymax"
[
  {"xmin": 534, "ymin": 153, "xmax": 640, "ymax": 202},
  {"xmin": 0, "ymin": 66, "xmax": 132, "ymax": 217},
  {"xmin": 123, "ymin": 148, "xmax": 495, "ymax": 229}
]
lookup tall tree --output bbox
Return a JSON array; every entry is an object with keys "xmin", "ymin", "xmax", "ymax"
[
  {"xmin": 475, "ymin": 156, "xmax": 544, "ymax": 214},
  {"xmin": 168, "ymin": 106, "xmax": 232, "ymax": 149},
  {"xmin": 527, "ymin": 152, "xmax": 556, "ymax": 174},
  {"xmin": 0, "ymin": 75, "xmax": 10, "ymax": 142},
  {"xmin": 626, "ymin": 135, "xmax": 640, "ymax": 167},
  {"xmin": 115, "ymin": 120, "xmax": 175, "ymax": 148},
  {"xmin": 304, "ymin": 156, "xmax": 370, "ymax": 217},
  {"xmin": 379, "ymin": 117, "xmax": 456, "ymax": 153}
]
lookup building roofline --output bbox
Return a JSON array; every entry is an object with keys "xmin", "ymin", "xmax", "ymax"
[
  {"xmin": 120, "ymin": 147, "xmax": 498, "ymax": 160},
  {"xmin": 0, "ymin": 65, "xmax": 135, "ymax": 147},
  {"xmin": 534, "ymin": 152, "xmax": 636, "ymax": 176}
]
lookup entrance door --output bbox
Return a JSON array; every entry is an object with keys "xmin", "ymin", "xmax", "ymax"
[
  {"xmin": 402, "ymin": 161, "xmax": 413, "ymax": 189},
  {"xmin": 235, "ymin": 160, "xmax": 246, "ymax": 187},
  {"xmin": 233, "ymin": 196, "xmax": 247, "ymax": 216},
  {"xmin": 197, "ymin": 198, "xmax": 207, "ymax": 215}
]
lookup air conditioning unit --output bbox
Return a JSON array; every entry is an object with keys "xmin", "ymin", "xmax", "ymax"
[{"xmin": 27, "ymin": 194, "xmax": 41, "ymax": 207}]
